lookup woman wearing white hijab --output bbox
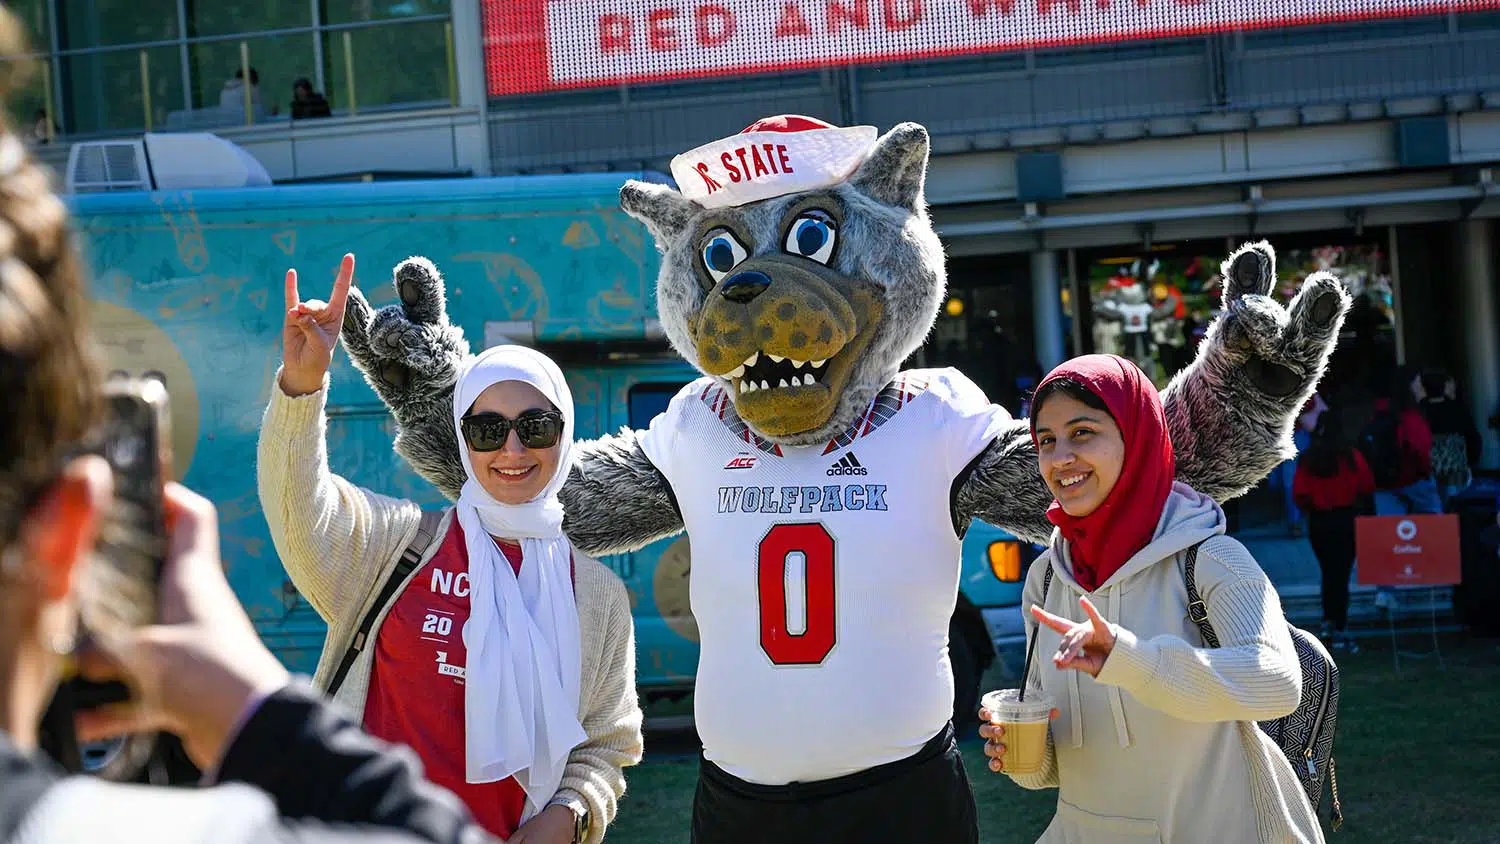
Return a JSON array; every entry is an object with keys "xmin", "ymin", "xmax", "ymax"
[{"xmin": 257, "ymin": 254, "xmax": 643, "ymax": 844}]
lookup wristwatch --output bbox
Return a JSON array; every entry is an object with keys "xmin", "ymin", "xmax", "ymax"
[{"xmin": 569, "ymin": 803, "xmax": 591, "ymax": 843}]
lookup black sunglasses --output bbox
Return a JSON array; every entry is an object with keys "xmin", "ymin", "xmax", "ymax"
[{"xmin": 460, "ymin": 409, "xmax": 565, "ymax": 451}]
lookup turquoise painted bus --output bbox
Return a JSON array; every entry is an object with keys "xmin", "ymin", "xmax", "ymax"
[{"xmin": 66, "ymin": 172, "xmax": 1038, "ymax": 725}]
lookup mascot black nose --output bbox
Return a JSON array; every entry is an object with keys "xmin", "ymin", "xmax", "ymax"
[{"xmin": 720, "ymin": 270, "xmax": 771, "ymax": 303}]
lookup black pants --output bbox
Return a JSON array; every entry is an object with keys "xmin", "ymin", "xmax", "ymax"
[
  {"xmin": 1308, "ymin": 507, "xmax": 1358, "ymax": 631},
  {"xmin": 691, "ymin": 722, "xmax": 978, "ymax": 844}
]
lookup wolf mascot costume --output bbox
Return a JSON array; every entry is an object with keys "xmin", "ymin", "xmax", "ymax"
[{"xmin": 338, "ymin": 116, "xmax": 1348, "ymax": 842}]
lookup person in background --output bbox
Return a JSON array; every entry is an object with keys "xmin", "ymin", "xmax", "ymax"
[
  {"xmin": 1293, "ymin": 410, "xmax": 1373, "ymax": 651},
  {"xmin": 1266, "ymin": 392, "xmax": 1322, "ymax": 538},
  {"xmin": 258, "ymin": 255, "xmax": 642, "ymax": 844},
  {"xmin": 979, "ymin": 354, "xmax": 1318, "ymax": 844},
  {"xmin": 1360, "ymin": 364, "xmax": 1441, "ymax": 612},
  {"xmin": 1419, "ymin": 368, "xmax": 1481, "ymax": 510},
  {"xmin": 0, "ymin": 20, "xmax": 489, "ymax": 834},
  {"xmin": 219, "ymin": 67, "xmax": 264, "ymax": 121},
  {"xmin": 28, "ymin": 108, "xmax": 54, "ymax": 144},
  {"xmin": 292, "ymin": 77, "xmax": 332, "ymax": 120}
]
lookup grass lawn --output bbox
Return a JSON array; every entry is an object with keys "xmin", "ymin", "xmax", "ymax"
[{"xmin": 607, "ymin": 634, "xmax": 1500, "ymax": 843}]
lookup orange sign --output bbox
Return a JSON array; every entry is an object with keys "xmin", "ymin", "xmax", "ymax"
[{"xmin": 1355, "ymin": 514, "xmax": 1462, "ymax": 586}]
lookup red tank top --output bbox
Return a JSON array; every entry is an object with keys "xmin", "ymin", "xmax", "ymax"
[{"xmin": 362, "ymin": 522, "xmax": 528, "ymax": 837}]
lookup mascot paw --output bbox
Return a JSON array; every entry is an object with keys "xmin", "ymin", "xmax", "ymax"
[
  {"xmin": 340, "ymin": 256, "xmax": 473, "ymax": 501},
  {"xmin": 1211, "ymin": 241, "xmax": 1350, "ymax": 399},
  {"xmin": 342, "ymin": 257, "xmax": 469, "ymax": 400}
]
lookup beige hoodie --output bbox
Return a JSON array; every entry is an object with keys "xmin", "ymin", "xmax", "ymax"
[{"xmin": 1006, "ymin": 482, "xmax": 1325, "ymax": 844}]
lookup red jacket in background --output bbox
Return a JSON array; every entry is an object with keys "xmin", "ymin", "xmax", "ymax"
[
  {"xmin": 1370, "ymin": 399, "xmax": 1435, "ymax": 489},
  {"xmin": 1294, "ymin": 450, "xmax": 1376, "ymax": 512}
]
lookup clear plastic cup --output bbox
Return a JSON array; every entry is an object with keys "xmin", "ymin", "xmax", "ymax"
[{"xmin": 981, "ymin": 688, "xmax": 1054, "ymax": 775}]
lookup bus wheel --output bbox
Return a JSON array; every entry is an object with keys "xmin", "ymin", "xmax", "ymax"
[{"xmin": 949, "ymin": 621, "xmax": 983, "ymax": 730}]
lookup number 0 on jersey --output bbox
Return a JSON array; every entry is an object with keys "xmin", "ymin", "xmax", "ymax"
[{"xmin": 758, "ymin": 522, "xmax": 837, "ymax": 665}]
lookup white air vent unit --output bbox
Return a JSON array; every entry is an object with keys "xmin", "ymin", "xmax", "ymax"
[
  {"xmin": 63, "ymin": 133, "xmax": 272, "ymax": 194},
  {"xmin": 65, "ymin": 140, "xmax": 153, "ymax": 193},
  {"xmin": 141, "ymin": 132, "xmax": 271, "ymax": 190}
]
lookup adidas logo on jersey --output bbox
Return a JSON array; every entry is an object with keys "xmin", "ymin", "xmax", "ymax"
[{"xmin": 827, "ymin": 452, "xmax": 868, "ymax": 476}]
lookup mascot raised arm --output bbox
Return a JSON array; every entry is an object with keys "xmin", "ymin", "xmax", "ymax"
[{"xmin": 338, "ymin": 116, "xmax": 1348, "ymax": 843}]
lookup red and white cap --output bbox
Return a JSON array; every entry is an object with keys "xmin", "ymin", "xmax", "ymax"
[{"xmin": 670, "ymin": 115, "xmax": 878, "ymax": 210}]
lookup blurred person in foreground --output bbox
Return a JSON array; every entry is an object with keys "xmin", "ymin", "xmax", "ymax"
[{"xmin": 0, "ymin": 12, "xmax": 491, "ymax": 838}]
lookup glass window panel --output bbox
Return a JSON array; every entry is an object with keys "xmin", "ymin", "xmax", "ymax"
[
  {"xmin": 185, "ymin": 0, "xmax": 311, "ymax": 38},
  {"xmin": 1457, "ymin": 11, "xmax": 1500, "ymax": 31},
  {"xmin": 1076, "ymin": 240, "xmax": 1396, "ymax": 390},
  {"xmin": 187, "ymin": 33, "xmax": 316, "ymax": 119},
  {"xmin": 6, "ymin": 55, "xmax": 57, "ymax": 142},
  {"xmin": 56, "ymin": 0, "xmax": 179, "ymax": 50},
  {"xmin": 59, "ymin": 45, "xmax": 184, "ymax": 135},
  {"xmin": 1080, "ymin": 247, "xmax": 1215, "ymax": 388},
  {"xmin": 8, "ymin": 0, "xmax": 50, "ymax": 49},
  {"xmin": 322, "ymin": 20, "xmax": 451, "ymax": 111},
  {"xmin": 321, "ymin": 0, "xmax": 450, "ymax": 26},
  {"xmin": 627, "ymin": 71, "xmax": 824, "ymax": 102},
  {"xmin": 1242, "ymin": 17, "xmax": 1447, "ymax": 50},
  {"xmin": 862, "ymin": 54, "xmax": 1027, "ymax": 82},
  {"xmin": 1034, "ymin": 39, "xmax": 1202, "ymax": 68}
]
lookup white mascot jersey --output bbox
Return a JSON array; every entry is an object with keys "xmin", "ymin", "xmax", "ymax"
[{"xmin": 640, "ymin": 368, "xmax": 1012, "ymax": 785}]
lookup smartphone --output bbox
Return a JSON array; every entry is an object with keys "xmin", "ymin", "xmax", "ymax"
[
  {"xmin": 55, "ymin": 375, "xmax": 174, "ymax": 779},
  {"xmin": 85, "ymin": 376, "xmax": 172, "ymax": 643}
]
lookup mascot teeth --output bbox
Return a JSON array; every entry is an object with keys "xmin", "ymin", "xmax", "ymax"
[{"xmin": 733, "ymin": 353, "xmax": 831, "ymax": 393}]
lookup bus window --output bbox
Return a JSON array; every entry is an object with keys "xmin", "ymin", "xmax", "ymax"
[{"xmin": 628, "ymin": 382, "xmax": 688, "ymax": 429}]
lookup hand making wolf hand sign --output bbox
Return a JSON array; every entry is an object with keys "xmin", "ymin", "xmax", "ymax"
[
  {"xmin": 279, "ymin": 253, "xmax": 355, "ymax": 397},
  {"xmin": 1032, "ymin": 596, "xmax": 1119, "ymax": 678}
]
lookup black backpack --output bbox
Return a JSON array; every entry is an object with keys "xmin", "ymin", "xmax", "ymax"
[
  {"xmin": 1183, "ymin": 544, "xmax": 1344, "ymax": 831},
  {"xmin": 1357, "ymin": 410, "xmax": 1403, "ymax": 488},
  {"xmin": 1032, "ymin": 543, "xmax": 1345, "ymax": 831}
]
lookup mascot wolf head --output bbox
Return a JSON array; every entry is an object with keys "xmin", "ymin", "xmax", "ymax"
[{"xmin": 619, "ymin": 115, "xmax": 941, "ymax": 445}]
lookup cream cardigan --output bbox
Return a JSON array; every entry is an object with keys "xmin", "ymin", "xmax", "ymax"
[
  {"xmin": 1006, "ymin": 483, "xmax": 1324, "ymax": 844},
  {"xmin": 256, "ymin": 371, "xmax": 643, "ymax": 843}
]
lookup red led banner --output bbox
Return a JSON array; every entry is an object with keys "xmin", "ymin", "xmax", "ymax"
[{"xmin": 483, "ymin": 0, "xmax": 1500, "ymax": 97}]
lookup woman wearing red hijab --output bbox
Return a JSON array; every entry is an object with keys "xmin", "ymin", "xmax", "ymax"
[{"xmin": 979, "ymin": 355, "xmax": 1322, "ymax": 843}]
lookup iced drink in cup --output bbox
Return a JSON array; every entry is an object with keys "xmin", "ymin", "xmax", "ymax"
[{"xmin": 982, "ymin": 688, "xmax": 1053, "ymax": 775}]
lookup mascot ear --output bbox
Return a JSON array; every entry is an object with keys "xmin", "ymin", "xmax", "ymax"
[
  {"xmin": 849, "ymin": 122, "xmax": 929, "ymax": 213},
  {"xmin": 621, "ymin": 180, "xmax": 700, "ymax": 249}
]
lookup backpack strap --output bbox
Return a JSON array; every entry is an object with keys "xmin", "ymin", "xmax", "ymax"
[
  {"xmin": 1019, "ymin": 563, "xmax": 1055, "ymax": 691},
  {"xmin": 326, "ymin": 508, "xmax": 445, "ymax": 697},
  {"xmin": 1183, "ymin": 540, "xmax": 1220, "ymax": 648}
]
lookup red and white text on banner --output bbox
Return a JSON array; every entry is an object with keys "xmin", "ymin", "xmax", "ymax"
[{"xmin": 481, "ymin": 0, "xmax": 1500, "ymax": 97}]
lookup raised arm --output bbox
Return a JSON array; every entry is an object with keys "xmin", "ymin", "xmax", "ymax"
[
  {"xmin": 259, "ymin": 254, "xmax": 423, "ymax": 622},
  {"xmin": 339, "ymin": 257, "xmax": 685, "ymax": 556},
  {"xmin": 1161, "ymin": 241, "xmax": 1349, "ymax": 500},
  {"xmin": 955, "ymin": 241, "xmax": 1350, "ymax": 541},
  {"xmin": 338, "ymin": 257, "xmax": 472, "ymax": 502}
]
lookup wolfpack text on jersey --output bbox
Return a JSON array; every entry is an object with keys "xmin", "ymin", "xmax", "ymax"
[{"xmin": 639, "ymin": 368, "xmax": 1012, "ymax": 785}]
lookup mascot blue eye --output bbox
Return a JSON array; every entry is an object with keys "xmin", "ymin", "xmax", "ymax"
[
  {"xmin": 784, "ymin": 213, "xmax": 837, "ymax": 265},
  {"xmin": 700, "ymin": 229, "xmax": 748, "ymax": 283}
]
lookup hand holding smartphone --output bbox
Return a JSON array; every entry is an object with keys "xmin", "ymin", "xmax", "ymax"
[{"xmin": 41, "ymin": 374, "xmax": 173, "ymax": 780}]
